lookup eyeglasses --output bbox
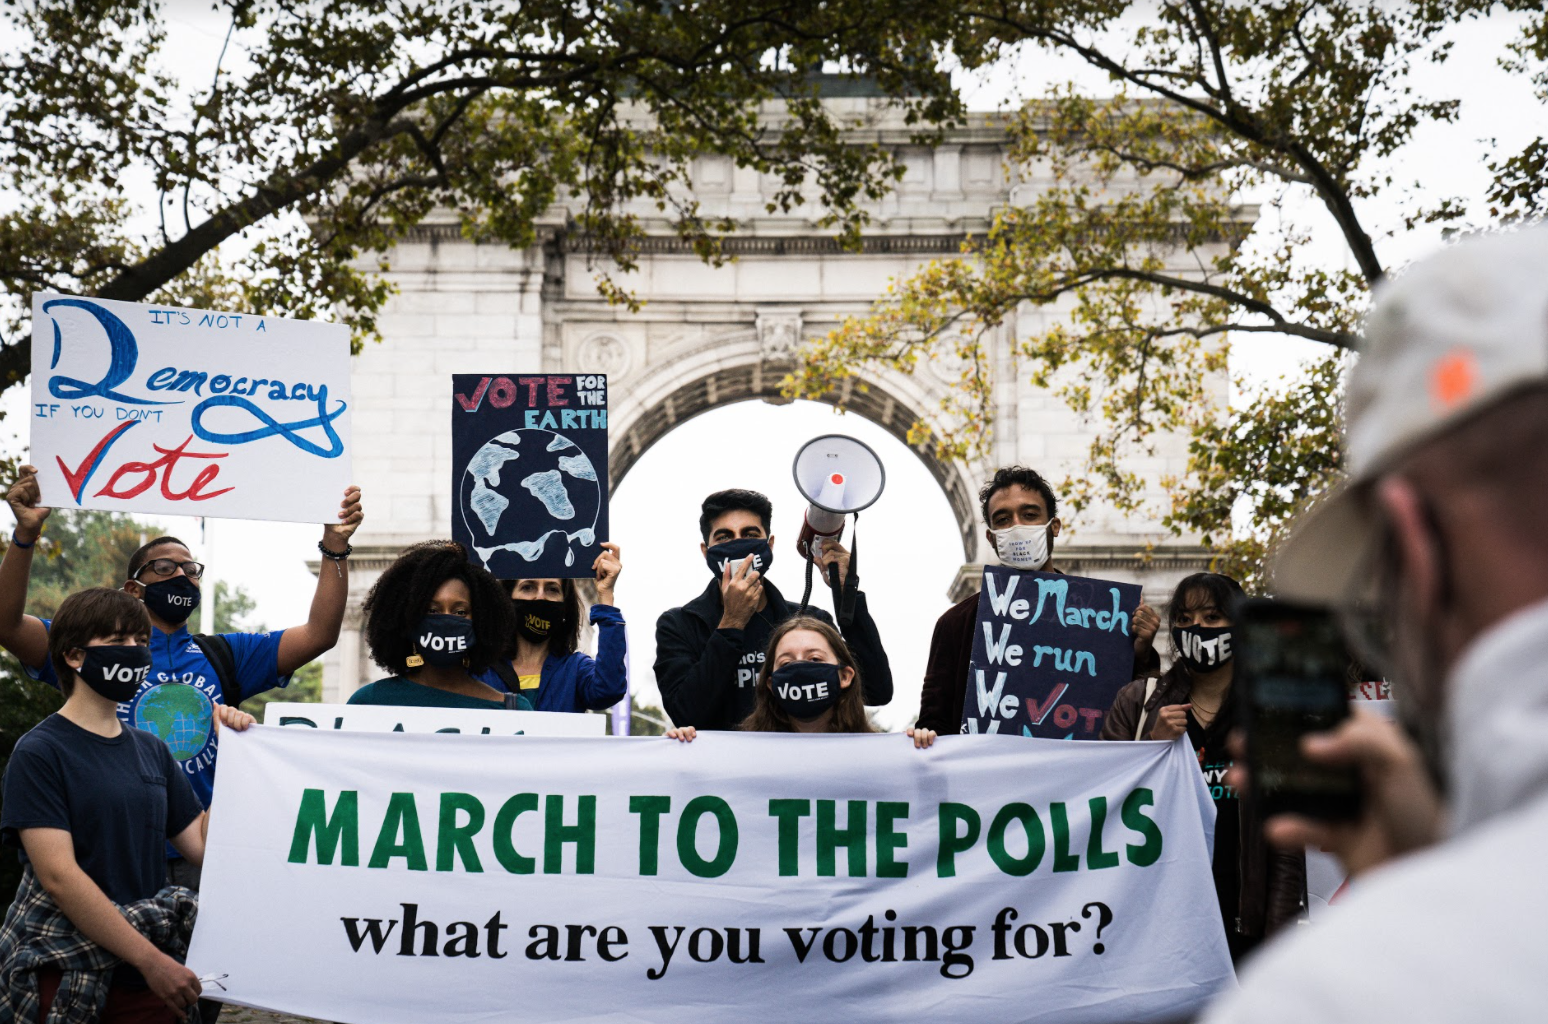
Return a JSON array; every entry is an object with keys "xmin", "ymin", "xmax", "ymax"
[{"xmin": 134, "ymin": 558, "xmax": 206, "ymax": 580}]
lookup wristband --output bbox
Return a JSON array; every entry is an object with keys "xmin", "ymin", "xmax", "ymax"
[
  {"xmin": 10, "ymin": 532, "xmax": 35, "ymax": 549},
  {"xmin": 318, "ymin": 540, "xmax": 353, "ymax": 560}
]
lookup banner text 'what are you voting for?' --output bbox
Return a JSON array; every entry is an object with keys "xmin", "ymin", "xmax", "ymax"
[{"xmin": 189, "ymin": 727, "xmax": 1231, "ymax": 1024}]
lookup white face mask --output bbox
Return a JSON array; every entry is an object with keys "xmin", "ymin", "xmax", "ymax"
[{"xmin": 992, "ymin": 523, "xmax": 1052, "ymax": 571}]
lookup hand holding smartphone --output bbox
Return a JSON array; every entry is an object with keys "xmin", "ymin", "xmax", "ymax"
[{"xmin": 1239, "ymin": 599, "xmax": 1363, "ymax": 822}]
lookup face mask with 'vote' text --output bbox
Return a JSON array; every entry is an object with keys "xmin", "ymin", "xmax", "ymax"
[
  {"xmin": 1173, "ymin": 624, "xmax": 1234, "ymax": 674},
  {"xmin": 705, "ymin": 537, "xmax": 773, "ymax": 578},
  {"xmin": 414, "ymin": 615, "xmax": 477, "ymax": 668},
  {"xmin": 78, "ymin": 645, "xmax": 152, "ymax": 703},
  {"xmin": 769, "ymin": 660, "xmax": 843, "ymax": 721}
]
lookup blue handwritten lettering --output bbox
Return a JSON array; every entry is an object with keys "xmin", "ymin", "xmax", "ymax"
[
  {"xmin": 191, "ymin": 388, "xmax": 347, "ymax": 458},
  {"xmin": 43, "ymin": 299, "xmax": 178, "ymax": 406}
]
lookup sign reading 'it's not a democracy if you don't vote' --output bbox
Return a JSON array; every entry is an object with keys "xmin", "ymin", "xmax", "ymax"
[
  {"xmin": 29, "ymin": 294, "xmax": 351, "ymax": 522},
  {"xmin": 188, "ymin": 727, "xmax": 1232, "ymax": 1024}
]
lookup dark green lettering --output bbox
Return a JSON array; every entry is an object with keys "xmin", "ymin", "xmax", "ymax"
[
  {"xmin": 987, "ymin": 803, "xmax": 1045, "ymax": 876},
  {"xmin": 493, "ymin": 793, "xmax": 538, "ymax": 874},
  {"xmin": 936, "ymin": 803, "xmax": 981, "ymax": 878},
  {"xmin": 1122, "ymin": 788, "xmax": 1164, "ymax": 866},
  {"xmin": 1049, "ymin": 802, "xmax": 1080, "ymax": 873},
  {"xmin": 544, "ymin": 795, "xmax": 596, "ymax": 874},
  {"xmin": 436, "ymin": 792, "xmax": 485, "ymax": 873},
  {"xmin": 876, "ymin": 801, "xmax": 910, "ymax": 879},
  {"xmin": 676, "ymin": 796, "xmax": 739, "ymax": 878},
  {"xmin": 369, "ymin": 792, "xmax": 428, "ymax": 871},
  {"xmin": 816, "ymin": 799, "xmax": 867, "ymax": 877},
  {"xmin": 288, "ymin": 788, "xmax": 359, "ymax": 866},
  {"xmin": 1086, "ymin": 796, "xmax": 1120, "ymax": 869},
  {"xmin": 768, "ymin": 799, "xmax": 811, "ymax": 876},
  {"xmin": 630, "ymin": 795, "xmax": 671, "ymax": 876}
]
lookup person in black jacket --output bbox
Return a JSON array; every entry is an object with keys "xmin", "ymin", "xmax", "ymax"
[
  {"xmin": 654, "ymin": 488, "xmax": 893, "ymax": 730},
  {"xmin": 917, "ymin": 466, "xmax": 1160, "ymax": 734}
]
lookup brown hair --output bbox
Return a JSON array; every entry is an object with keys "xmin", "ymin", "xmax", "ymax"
[
  {"xmin": 740, "ymin": 616, "xmax": 873, "ymax": 734},
  {"xmin": 503, "ymin": 578, "xmax": 584, "ymax": 657},
  {"xmin": 49, "ymin": 588, "xmax": 151, "ymax": 697}
]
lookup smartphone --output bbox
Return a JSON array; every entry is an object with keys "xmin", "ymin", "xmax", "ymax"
[{"xmin": 1239, "ymin": 598, "xmax": 1363, "ymax": 821}]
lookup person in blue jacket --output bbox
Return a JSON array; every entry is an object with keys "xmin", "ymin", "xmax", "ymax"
[{"xmin": 480, "ymin": 542, "xmax": 626, "ymax": 713}]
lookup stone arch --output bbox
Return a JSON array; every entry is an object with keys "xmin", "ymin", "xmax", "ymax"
[{"xmin": 607, "ymin": 335, "xmax": 982, "ymax": 562}]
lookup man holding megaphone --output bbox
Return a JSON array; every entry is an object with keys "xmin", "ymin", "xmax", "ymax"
[{"xmin": 654, "ymin": 487, "xmax": 893, "ymax": 731}]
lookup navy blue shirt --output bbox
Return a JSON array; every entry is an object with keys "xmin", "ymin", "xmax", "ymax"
[
  {"xmin": 26, "ymin": 621, "xmax": 288, "ymax": 813},
  {"xmin": 1, "ymin": 715, "xmax": 203, "ymax": 905}
]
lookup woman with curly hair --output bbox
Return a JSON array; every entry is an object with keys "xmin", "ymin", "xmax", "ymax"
[
  {"xmin": 666, "ymin": 616, "xmax": 934, "ymax": 747},
  {"xmin": 349, "ymin": 541, "xmax": 533, "ymax": 710}
]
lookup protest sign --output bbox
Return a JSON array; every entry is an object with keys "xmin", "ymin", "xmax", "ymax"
[
  {"xmin": 188, "ymin": 728, "xmax": 1231, "ymax": 1024},
  {"xmin": 29, "ymin": 293, "xmax": 351, "ymax": 522},
  {"xmin": 451, "ymin": 373, "xmax": 608, "ymax": 578},
  {"xmin": 964, "ymin": 567, "xmax": 1143, "ymax": 739},
  {"xmin": 262, "ymin": 702, "xmax": 606, "ymax": 736}
]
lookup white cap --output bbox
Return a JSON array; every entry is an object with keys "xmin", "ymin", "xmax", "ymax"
[{"xmin": 1272, "ymin": 225, "xmax": 1548, "ymax": 602}]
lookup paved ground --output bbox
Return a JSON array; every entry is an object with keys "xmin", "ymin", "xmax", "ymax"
[{"xmin": 220, "ymin": 1008, "xmax": 329, "ymax": 1024}]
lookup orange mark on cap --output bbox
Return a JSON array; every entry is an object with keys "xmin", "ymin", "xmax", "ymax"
[{"xmin": 1430, "ymin": 349, "xmax": 1478, "ymax": 412}]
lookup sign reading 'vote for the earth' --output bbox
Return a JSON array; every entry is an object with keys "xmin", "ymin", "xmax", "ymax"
[{"xmin": 450, "ymin": 373, "xmax": 608, "ymax": 579}]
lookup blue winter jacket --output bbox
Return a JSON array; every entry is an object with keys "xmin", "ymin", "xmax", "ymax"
[{"xmin": 480, "ymin": 603, "xmax": 627, "ymax": 713}]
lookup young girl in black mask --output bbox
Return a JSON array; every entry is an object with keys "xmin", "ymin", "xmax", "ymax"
[
  {"xmin": 1100, "ymin": 572, "xmax": 1305, "ymax": 964},
  {"xmin": 480, "ymin": 543, "xmax": 626, "ymax": 714},
  {"xmin": 350, "ymin": 542, "xmax": 532, "ymax": 710},
  {"xmin": 666, "ymin": 616, "xmax": 933, "ymax": 746}
]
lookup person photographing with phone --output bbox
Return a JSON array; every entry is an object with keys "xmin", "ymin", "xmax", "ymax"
[
  {"xmin": 1101, "ymin": 572, "xmax": 1305, "ymax": 964},
  {"xmin": 1200, "ymin": 226, "xmax": 1548, "ymax": 1022}
]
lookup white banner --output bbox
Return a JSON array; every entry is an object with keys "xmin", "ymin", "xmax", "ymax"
[
  {"xmin": 189, "ymin": 729, "xmax": 1232, "ymax": 1024},
  {"xmin": 30, "ymin": 293, "xmax": 351, "ymax": 522},
  {"xmin": 262, "ymin": 702, "xmax": 607, "ymax": 736}
]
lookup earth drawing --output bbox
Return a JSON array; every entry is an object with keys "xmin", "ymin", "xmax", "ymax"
[
  {"xmin": 458, "ymin": 427, "xmax": 601, "ymax": 576},
  {"xmin": 133, "ymin": 683, "xmax": 213, "ymax": 761}
]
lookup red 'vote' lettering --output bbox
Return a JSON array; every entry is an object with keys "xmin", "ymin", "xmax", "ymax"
[
  {"xmin": 488, "ymin": 377, "xmax": 518, "ymax": 408},
  {"xmin": 454, "ymin": 377, "xmax": 491, "ymax": 412},
  {"xmin": 96, "ymin": 435, "xmax": 233, "ymax": 502}
]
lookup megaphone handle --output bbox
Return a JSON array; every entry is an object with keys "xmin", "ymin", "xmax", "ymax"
[
  {"xmin": 826, "ymin": 561, "xmax": 841, "ymax": 592},
  {"xmin": 838, "ymin": 519, "xmax": 861, "ymax": 629}
]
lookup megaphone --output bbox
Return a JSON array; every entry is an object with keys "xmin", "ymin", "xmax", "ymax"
[{"xmin": 792, "ymin": 434, "xmax": 886, "ymax": 563}]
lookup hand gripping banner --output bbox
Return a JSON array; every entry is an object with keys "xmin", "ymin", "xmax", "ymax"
[{"xmin": 189, "ymin": 729, "xmax": 1233, "ymax": 1024}]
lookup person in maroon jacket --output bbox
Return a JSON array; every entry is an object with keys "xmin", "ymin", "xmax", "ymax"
[{"xmin": 916, "ymin": 466, "xmax": 1160, "ymax": 733}]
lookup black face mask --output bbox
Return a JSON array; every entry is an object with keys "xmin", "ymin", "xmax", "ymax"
[
  {"xmin": 512, "ymin": 598, "xmax": 570, "ymax": 645},
  {"xmin": 705, "ymin": 538, "xmax": 773, "ymax": 578},
  {"xmin": 413, "ymin": 615, "xmax": 477, "ymax": 668},
  {"xmin": 769, "ymin": 661, "xmax": 844, "ymax": 721},
  {"xmin": 138, "ymin": 575, "xmax": 201, "ymax": 625},
  {"xmin": 1173, "ymin": 624, "xmax": 1234, "ymax": 674},
  {"xmin": 77, "ymin": 645, "xmax": 152, "ymax": 702}
]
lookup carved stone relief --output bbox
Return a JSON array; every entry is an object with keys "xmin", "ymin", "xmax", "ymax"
[{"xmin": 577, "ymin": 332, "xmax": 634, "ymax": 378}]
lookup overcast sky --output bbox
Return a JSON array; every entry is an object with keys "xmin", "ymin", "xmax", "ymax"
[{"xmin": 2, "ymin": 6, "xmax": 1540, "ymax": 730}]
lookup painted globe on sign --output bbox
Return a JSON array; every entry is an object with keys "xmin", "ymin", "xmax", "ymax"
[
  {"xmin": 457, "ymin": 428, "xmax": 602, "ymax": 577},
  {"xmin": 132, "ymin": 683, "xmax": 213, "ymax": 761}
]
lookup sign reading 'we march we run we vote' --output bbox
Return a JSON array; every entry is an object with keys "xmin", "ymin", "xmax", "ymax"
[{"xmin": 29, "ymin": 294, "xmax": 352, "ymax": 522}]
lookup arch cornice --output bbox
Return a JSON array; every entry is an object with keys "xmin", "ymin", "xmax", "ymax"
[{"xmin": 607, "ymin": 337, "xmax": 981, "ymax": 562}]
